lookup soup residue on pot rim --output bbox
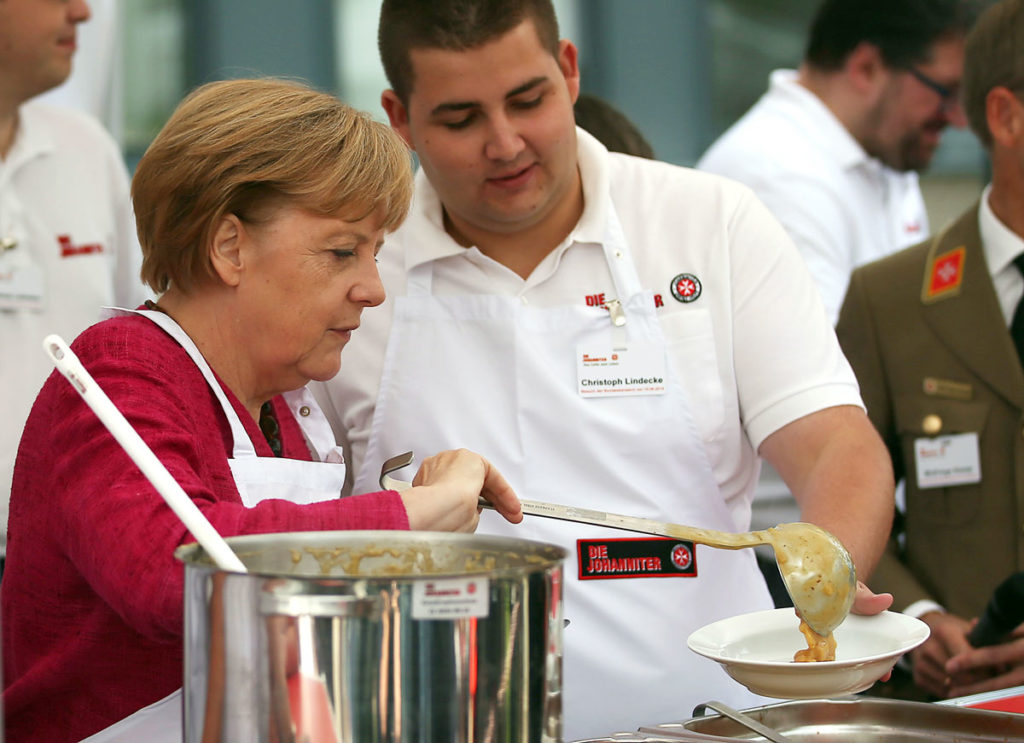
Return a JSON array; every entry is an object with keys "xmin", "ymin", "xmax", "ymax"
[{"xmin": 288, "ymin": 544, "xmax": 540, "ymax": 577}]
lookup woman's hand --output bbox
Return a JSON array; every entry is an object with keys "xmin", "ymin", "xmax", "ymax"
[{"xmin": 399, "ymin": 449, "xmax": 523, "ymax": 532}]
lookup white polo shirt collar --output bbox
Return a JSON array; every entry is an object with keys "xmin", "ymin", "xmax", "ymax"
[
  {"xmin": 2, "ymin": 104, "xmax": 55, "ymax": 173},
  {"xmin": 768, "ymin": 69, "xmax": 875, "ymax": 174}
]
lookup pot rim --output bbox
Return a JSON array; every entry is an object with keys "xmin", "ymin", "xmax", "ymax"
[{"xmin": 174, "ymin": 529, "xmax": 568, "ymax": 580}]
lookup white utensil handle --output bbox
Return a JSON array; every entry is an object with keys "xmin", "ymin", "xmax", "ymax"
[{"xmin": 42, "ymin": 334, "xmax": 247, "ymax": 573}]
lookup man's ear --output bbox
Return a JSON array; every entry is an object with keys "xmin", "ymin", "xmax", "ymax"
[
  {"xmin": 382, "ymin": 89, "xmax": 415, "ymax": 149},
  {"xmin": 987, "ymin": 86, "xmax": 1024, "ymax": 149},
  {"xmin": 558, "ymin": 39, "xmax": 581, "ymax": 105},
  {"xmin": 845, "ymin": 41, "xmax": 889, "ymax": 97},
  {"xmin": 208, "ymin": 213, "xmax": 245, "ymax": 287}
]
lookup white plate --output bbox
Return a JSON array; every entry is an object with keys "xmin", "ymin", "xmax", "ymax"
[{"xmin": 687, "ymin": 608, "xmax": 930, "ymax": 699}]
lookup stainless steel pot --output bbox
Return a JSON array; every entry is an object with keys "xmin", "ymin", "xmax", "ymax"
[{"xmin": 176, "ymin": 530, "xmax": 566, "ymax": 743}]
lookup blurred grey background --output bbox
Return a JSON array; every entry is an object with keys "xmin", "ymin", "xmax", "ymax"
[{"xmin": 70, "ymin": 0, "xmax": 982, "ymax": 232}]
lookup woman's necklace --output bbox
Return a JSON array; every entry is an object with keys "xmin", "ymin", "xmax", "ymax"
[
  {"xmin": 144, "ymin": 298, "xmax": 169, "ymax": 315},
  {"xmin": 259, "ymin": 401, "xmax": 283, "ymax": 457}
]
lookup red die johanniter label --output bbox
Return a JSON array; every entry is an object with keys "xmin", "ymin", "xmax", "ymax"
[{"xmin": 577, "ymin": 537, "xmax": 697, "ymax": 580}]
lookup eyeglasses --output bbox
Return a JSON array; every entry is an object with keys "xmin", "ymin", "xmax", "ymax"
[{"xmin": 906, "ymin": 66, "xmax": 958, "ymax": 110}]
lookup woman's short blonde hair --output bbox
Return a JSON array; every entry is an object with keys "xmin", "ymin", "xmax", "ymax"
[{"xmin": 134, "ymin": 78, "xmax": 414, "ymax": 293}]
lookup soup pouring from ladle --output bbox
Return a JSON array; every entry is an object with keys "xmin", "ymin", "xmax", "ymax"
[{"xmin": 380, "ymin": 451, "xmax": 857, "ymax": 637}]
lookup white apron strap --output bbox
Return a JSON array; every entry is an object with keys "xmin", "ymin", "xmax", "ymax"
[
  {"xmin": 101, "ymin": 307, "xmax": 257, "ymax": 458},
  {"xmin": 98, "ymin": 307, "xmax": 347, "ymax": 505},
  {"xmin": 78, "ymin": 690, "xmax": 182, "ymax": 743}
]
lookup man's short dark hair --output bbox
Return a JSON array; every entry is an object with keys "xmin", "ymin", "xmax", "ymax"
[
  {"xmin": 963, "ymin": 0, "xmax": 1024, "ymax": 148},
  {"xmin": 805, "ymin": 0, "xmax": 984, "ymax": 71},
  {"xmin": 379, "ymin": 0, "xmax": 560, "ymax": 105}
]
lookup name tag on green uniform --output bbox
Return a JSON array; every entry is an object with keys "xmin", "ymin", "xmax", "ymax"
[{"xmin": 914, "ymin": 432, "xmax": 981, "ymax": 488}]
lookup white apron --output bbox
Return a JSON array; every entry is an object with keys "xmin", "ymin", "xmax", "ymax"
[
  {"xmin": 82, "ymin": 308, "xmax": 347, "ymax": 743},
  {"xmin": 356, "ymin": 205, "xmax": 772, "ymax": 739}
]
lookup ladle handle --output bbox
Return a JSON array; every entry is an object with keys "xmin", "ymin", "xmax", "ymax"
[
  {"xmin": 478, "ymin": 497, "xmax": 766, "ymax": 548},
  {"xmin": 43, "ymin": 335, "xmax": 248, "ymax": 573},
  {"xmin": 377, "ymin": 451, "xmax": 766, "ymax": 549}
]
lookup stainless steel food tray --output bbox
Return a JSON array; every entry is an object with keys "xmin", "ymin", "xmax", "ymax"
[
  {"xmin": 647, "ymin": 697, "xmax": 1024, "ymax": 741},
  {"xmin": 572, "ymin": 696, "xmax": 1024, "ymax": 742}
]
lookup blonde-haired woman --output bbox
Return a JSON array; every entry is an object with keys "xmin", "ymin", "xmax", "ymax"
[{"xmin": 1, "ymin": 78, "xmax": 521, "ymax": 743}]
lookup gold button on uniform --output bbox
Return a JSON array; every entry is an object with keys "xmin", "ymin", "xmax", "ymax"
[
  {"xmin": 922, "ymin": 414, "xmax": 942, "ymax": 435},
  {"xmin": 299, "ymin": 405, "xmax": 311, "ymax": 417}
]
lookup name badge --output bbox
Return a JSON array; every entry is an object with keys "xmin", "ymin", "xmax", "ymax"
[
  {"xmin": 914, "ymin": 432, "xmax": 981, "ymax": 489},
  {"xmin": 0, "ymin": 255, "xmax": 45, "ymax": 311},
  {"xmin": 576, "ymin": 340, "xmax": 667, "ymax": 397}
]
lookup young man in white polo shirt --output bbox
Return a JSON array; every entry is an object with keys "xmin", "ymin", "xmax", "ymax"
[
  {"xmin": 315, "ymin": 0, "xmax": 895, "ymax": 737},
  {"xmin": 0, "ymin": 0, "xmax": 146, "ymax": 563}
]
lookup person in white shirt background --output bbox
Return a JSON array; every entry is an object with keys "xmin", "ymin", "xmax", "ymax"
[
  {"xmin": 314, "ymin": 0, "xmax": 895, "ymax": 737},
  {"xmin": 699, "ymin": 0, "xmax": 980, "ymax": 325},
  {"xmin": 0, "ymin": 0, "xmax": 146, "ymax": 571},
  {"xmin": 697, "ymin": 0, "xmax": 983, "ymax": 595}
]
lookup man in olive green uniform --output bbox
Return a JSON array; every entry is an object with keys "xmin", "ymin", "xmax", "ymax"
[{"xmin": 837, "ymin": 0, "xmax": 1024, "ymax": 702}]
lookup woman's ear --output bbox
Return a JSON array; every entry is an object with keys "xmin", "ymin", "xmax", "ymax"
[{"xmin": 208, "ymin": 213, "xmax": 245, "ymax": 287}]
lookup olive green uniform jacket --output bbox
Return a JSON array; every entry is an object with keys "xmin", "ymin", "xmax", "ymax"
[{"xmin": 836, "ymin": 204, "xmax": 1024, "ymax": 618}]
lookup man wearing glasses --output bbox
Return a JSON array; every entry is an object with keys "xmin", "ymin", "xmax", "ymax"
[{"xmin": 699, "ymin": 0, "xmax": 980, "ymax": 326}]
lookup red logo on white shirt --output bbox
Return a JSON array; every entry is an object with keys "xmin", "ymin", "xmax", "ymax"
[
  {"xmin": 670, "ymin": 543, "xmax": 693, "ymax": 571},
  {"xmin": 905, "ymin": 221, "xmax": 922, "ymax": 234},
  {"xmin": 584, "ymin": 293, "xmax": 666, "ymax": 309},
  {"xmin": 670, "ymin": 273, "xmax": 702, "ymax": 303},
  {"xmin": 57, "ymin": 234, "xmax": 104, "ymax": 257}
]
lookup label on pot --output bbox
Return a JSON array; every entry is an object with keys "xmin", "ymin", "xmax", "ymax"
[{"xmin": 412, "ymin": 577, "xmax": 490, "ymax": 619}]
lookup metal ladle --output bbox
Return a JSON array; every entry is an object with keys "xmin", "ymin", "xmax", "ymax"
[{"xmin": 380, "ymin": 451, "xmax": 856, "ymax": 637}]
